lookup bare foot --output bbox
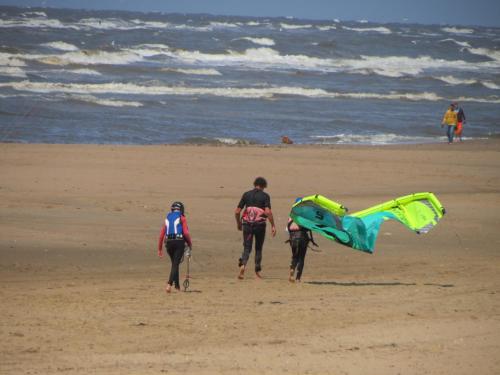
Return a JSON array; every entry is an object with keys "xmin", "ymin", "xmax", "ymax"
[
  {"xmin": 255, "ymin": 271, "xmax": 263, "ymax": 280},
  {"xmin": 289, "ymin": 269, "xmax": 295, "ymax": 283},
  {"xmin": 238, "ymin": 265, "xmax": 245, "ymax": 280},
  {"xmin": 165, "ymin": 284, "xmax": 172, "ymax": 293}
]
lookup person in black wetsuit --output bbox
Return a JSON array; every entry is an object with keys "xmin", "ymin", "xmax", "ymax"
[
  {"xmin": 287, "ymin": 217, "xmax": 312, "ymax": 282},
  {"xmin": 235, "ymin": 177, "xmax": 276, "ymax": 279}
]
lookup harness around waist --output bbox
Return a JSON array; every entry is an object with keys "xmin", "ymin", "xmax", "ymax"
[
  {"xmin": 289, "ymin": 230, "xmax": 309, "ymax": 241},
  {"xmin": 242, "ymin": 206, "xmax": 267, "ymax": 224},
  {"xmin": 166, "ymin": 233, "xmax": 184, "ymax": 240}
]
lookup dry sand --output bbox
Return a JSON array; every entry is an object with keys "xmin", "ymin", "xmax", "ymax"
[{"xmin": 1, "ymin": 141, "xmax": 499, "ymax": 374}]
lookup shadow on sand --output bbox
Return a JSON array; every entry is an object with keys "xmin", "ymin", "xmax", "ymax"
[{"xmin": 306, "ymin": 281, "xmax": 417, "ymax": 287}]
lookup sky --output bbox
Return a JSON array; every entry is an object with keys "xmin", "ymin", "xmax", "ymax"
[{"xmin": 1, "ymin": 0, "xmax": 499, "ymax": 27}]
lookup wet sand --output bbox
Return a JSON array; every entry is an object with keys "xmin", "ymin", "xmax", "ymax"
[{"xmin": 1, "ymin": 141, "xmax": 499, "ymax": 374}]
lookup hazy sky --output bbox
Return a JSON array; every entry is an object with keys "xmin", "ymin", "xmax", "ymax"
[{"xmin": 1, "ymin": 0, "xmax": 499, "ymax": 27}]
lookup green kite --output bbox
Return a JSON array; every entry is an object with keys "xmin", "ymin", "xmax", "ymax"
[{"xmin": 290, "ymin": 193, "xmax": 445, "ymax": 253}]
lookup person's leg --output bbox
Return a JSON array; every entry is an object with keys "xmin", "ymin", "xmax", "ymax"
[
  {"xmin": 289, "ymin": 240, "xmax": 299, "ymax": 282},
  {"xmin": 238, "ymin": 225, "xmax": 253, "ymax": 278},
  {"xmin": 167, "ymin": 240, "xmax": 184, "ymax": 290},
  {"xmin": 166, "ymin": 241, "xmax": 175, "ymax": 292},
  {"xmin": 254, "ymin": 225, "xmax": 266, "ymax": 274},
  {"xmin": 295, "ymin": 240, "xmax": 309, "ymax": 281},
  {"xmin": 447, "ymin": 125, "xmax": 454, "ymax": 143},
  {"xmin": 171, "ymin": 241, "xmax": 185, "ymax": 289}
]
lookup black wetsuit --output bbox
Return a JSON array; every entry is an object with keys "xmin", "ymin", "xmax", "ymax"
[
  {"xmin": 165, "ymin": 239, "xmax": 185, "ymax": 289},
  {"xmin": 288, "ymin": 222, "xmax": 310, "ymax": 280},
  {"xmin": 238, "ymin": 188, "xmax": 271, "ymax": 272}
]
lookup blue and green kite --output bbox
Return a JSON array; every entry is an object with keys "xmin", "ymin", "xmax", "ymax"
[{"xmin": 290, "ymin": 192, "xmax": 445, "ymax": 253}]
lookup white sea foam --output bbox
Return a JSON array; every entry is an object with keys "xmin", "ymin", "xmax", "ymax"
[
  {"xmin": 0, "ymin": 17, "xmax": 78, "ymax": 29},
  {"xmin": 0, "ymin": 52, "xmax": 26, "ymax": 67},
  {"xmin": 139, "ymin": 46, "xmax": 498, "ymax": 77},
  {"xmin": 0, "ymin": 66, "xmax": 27, "ymax": 78},
  {"xmin": 2, "ymin": 81, "xmax": 499, "ymax": 103},
  {"xmin": 438, "ymin": 38, "xmax": 471, "ymax": 48},
  {"xmin": 280, "ymin": 23, "xmax": 312, "ymax": 30},
  {"xmin": 246, "ymin": 21, "xmax": 260, "ymax": 26},
  {"xmin": 209, "ymin": 21, "xmax": 240, "ymax": 28},
  {"xmin": 435, "ymin": 75, "xmax": 477, "ymax": 85},
  {"xmin": 310, "ymin": 133, "xmax": 443, "ymax": 145},
  {"xmin": 68, "ymin": 94, "xmax": 143, "ymax": 107},
  {"xmin": 124, "ymin": 43, "xmax": 171, "ymax": 58},
  {"xmin": 41, "ymin": 41, "xmax": 80, "ymax": 51},
  {"xmin": 343, "ymin": 26, "xmax": 392, "ymax": 34},
  {"xmin": 37, "ymin": 50, "xmax": 144, "ymax": 66},
  {"xmin": 442, "ymin": 27, "xmax": 474, "ymax": 34},
  {"xmin": 317, "ymin": 25, "xmax": 336, "ymax": 31},
  {"xmin": 0, "ymin": 16, "xmax": 171, "ymax": 31},
  {"xmin": 466, "ymin": 47, "xmax": 500, "ymax": 62},
  {"xmin": 22, "ymin": 11, "xmax": 48, "ymax": 17},
  {"xmin": 67, "ymin": 68, "xmax": 102, "ymax": 76},
  {"xmin": 433, "ymin": 75, "xmax": 500, "ymax": 89},
  {"xmin": 160, "ymin": 68, "xmax": 222, "ymax": 75},
  {"xmin": 481, "ymin": 81, "xmax": 500, "ymax": 90},
  {"xmin": 239, "ymin": 37, "xmax": 275, "ymax": 46}
]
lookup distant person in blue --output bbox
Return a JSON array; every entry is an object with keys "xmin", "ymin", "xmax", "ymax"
[
  {"xmin": 158, "ymin": 202, "xmax": 193, "ymax": 293},
  {"xmin": 235, "ymin": 177, "xmax": 276, "ymax": 280},
  {"xmin": 441, "ymin": 103, "xmax": 458, "ymax": 144},
  {"xmin": 454, "ymin": 102, "xmax": 466, "ymax": 142}
]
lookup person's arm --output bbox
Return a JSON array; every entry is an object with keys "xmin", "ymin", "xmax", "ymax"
[
  {"xmin": 158, "ymin": 225, "xmax": 166, "ymax": 257},
  {"xmin": 181, "ymin": 215, "xmax": 192, "ymax": 248},
  {"xmin": 441, "ymin": 111, "xmax": 447, "ymax": 126},
  {"xmin": 235, "ymin": 194, "xmax": 246, "ymax": 231},
  {"xmin": 265, "ymin": 207, "xmax": 276, "ymax": 236},
  {"xmin": 235, "ymin": 207, "xmax": 243, "ymax": 231}
]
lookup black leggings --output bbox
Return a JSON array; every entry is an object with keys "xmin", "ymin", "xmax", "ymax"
[
  {"xmin": 166, "ymin": 239, "xmax": 185, "ymax": 288},
  {"xmin": 290, "ymin": 238, "xmax": 308, "ymax": 280},
  {"xmin": 239, "ymin": 224, "xmax": 266, "ymax": 272}
]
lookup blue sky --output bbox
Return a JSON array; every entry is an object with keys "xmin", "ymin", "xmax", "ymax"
[{"xmin": 1, "ymin": 0, "xmax": 499, "ymax": 27}]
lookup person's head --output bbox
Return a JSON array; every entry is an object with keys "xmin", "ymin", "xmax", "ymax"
[
  {"xmin": 449, "ymin": 103, "xmax": 455, "ymax": 110},
  {"xmin": 253, "ymin": 177, "xmax": 268, "ymax": 189},
  {"xmin": 171, "ymin": 201, "xmax": 185, "ymax": 214}
]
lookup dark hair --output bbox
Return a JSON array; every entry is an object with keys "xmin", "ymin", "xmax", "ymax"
[{"xmin": 253, "ymin": 177, "xmax": 267, "ymax": 188}]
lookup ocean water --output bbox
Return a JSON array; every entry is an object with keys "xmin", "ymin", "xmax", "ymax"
[{"xmin": 0, "ymin": 6, "xmax": 499, "ymax": 145}]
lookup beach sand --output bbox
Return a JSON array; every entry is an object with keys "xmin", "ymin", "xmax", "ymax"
[{"xmin": 1, "ymin": 141, "xmax": 499, "ymax": 374}]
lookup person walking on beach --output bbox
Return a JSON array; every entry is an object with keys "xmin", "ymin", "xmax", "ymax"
[
  {"xmin": 286, "ymin": 208, "xmax": 316, "ymax": 283},
  {"xmin": 441, "ymin": 103, "xmax": 458, "ymax": 144},
  {"xmin": 158, "ymin": 201, "xmax": 192, "ymax": 293},
  {"xmin": 454, "ymin": 102, "xmax": 466, "ymax": 142},
  {"xmin": 235, "ymin": 177, "xmax": 276, "ymax": 279}
]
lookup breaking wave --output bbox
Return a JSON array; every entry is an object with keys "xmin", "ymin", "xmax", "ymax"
[
  {"xmin": 2, "ymin": 81, "xmax": 499, "ymax": 103},
  {"xmin": 160, "ymin": 67, "xmax": 222, "ymax": 75},
  {"xmin": 438, "ymin": 38, "xmax": 471, "ymax": 48},
  {"xmin": 280, "ymin": 23, "xmax": 312, "ymax": 30},
  {"xmin": 239, "ymin": 37, "xmax": 275, "ymax": 46},
  {"xmin": 310, "ymin": 133, "xmax": 445, "ymax": 145},
  {"xmin": 41, "ymin": 41, "xmax": 80, "ymax": 51},
  {"xmin": 442, "ymin": 27, "xmax": 474, "ymax": 35},
  {"xmin": 183, "ymin": 137, "xmax": 256, "ymax": 145},
  {"xmin": 466, "ymin": 47, "xmax": 500, "ymax": 62},
  {"xmin": 434, "ymin": 75, "xmax": 500, "ymax": 89},
  {"xmin": 67, "ymin": 94, "xmax": 143, "ymax": 107},
  {"xmin": 343, "ymin": 26, "xmax": 392, "ymax": 34}
]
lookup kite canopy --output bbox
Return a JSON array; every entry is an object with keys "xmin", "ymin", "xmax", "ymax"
[{"xmin": 290, "ymin": 193, "xmax": 445, "ymax": 253}]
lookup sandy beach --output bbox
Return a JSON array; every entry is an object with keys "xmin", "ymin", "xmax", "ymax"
[{"xmin": 1, "ymin": 141, "xmax": 499, "ymax": 374}]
